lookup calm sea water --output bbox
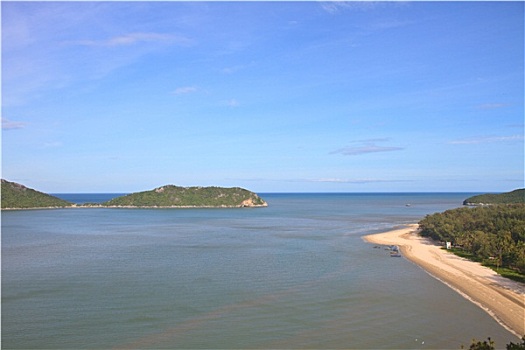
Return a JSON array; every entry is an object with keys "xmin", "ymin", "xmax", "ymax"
[{"xmin": 2, "ymin": 193, "xmax": 518, "ymax": 349}]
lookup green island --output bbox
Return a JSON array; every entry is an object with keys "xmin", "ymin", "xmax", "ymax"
[
  {"xmin": 463, "ymin": 188, "xmax": 524, "ymax": 205},
  {"xmin": 1, "ymin": 179, "xmax": 73, "ymax": 209},
  {"xmin": 419, "ymin": 189, "xmax": 525, "ymax": 282},
  {"xmin": 1, "ymin": 180, "xmax": 267, "ymax": 209},
  {"xmin": 102, "ymin": 185, "xmax": 267, "ymax": 208}
]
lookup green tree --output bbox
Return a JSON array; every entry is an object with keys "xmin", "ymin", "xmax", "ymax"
[
  {"xmin": 418, "ymin": 204, "xmax": 525, "ymax": 278},
  {"xmin": 492, "ymin": 230, "xmax": 512, "ymax": 270},
  {"xmin": 506, "ymin": 336, "xmax": 525, "ymax": 350},
  {"xmin": 462, "ymin": 337, "xmax": 495, "ymax": 350}
]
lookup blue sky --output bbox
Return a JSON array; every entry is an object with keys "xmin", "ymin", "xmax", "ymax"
[{"xmin": 2, "ymin": 1, "xmax": 524, "ymax": 193}]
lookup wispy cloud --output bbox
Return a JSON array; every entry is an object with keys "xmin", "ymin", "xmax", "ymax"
[
  {"xmin": 234, "ymin": 177, "xmax": 412, "ymax": 184},
  {"xmin": 71, "ymin": 32, "xmax": 191, "ymax": 47},
  {"xmin": 2, "ymin": 118, "xmax": 27, "ymax": 130},
  {"xmin": 507, "ymin": 123, "xmax": 524, "ymax": 129},
  {"xmin": 449, "ymin": 134, "xmax": 524, "ymax": 145},
  {"xmin": 223, "ymin": 98, "xmax": 240, "ymax": 107},
  {"xmin": 306, "ymin": 178, "xmax": 411, "ymax": 184},
  {"xmin": 331, "ymin": 138, "xmax": 404, "ymax": 156},
  {"xmin": 4, "ymin": 30, "xmax": 193, "ymax": 106},
  {"xmin": 320, "ymin": 1, "xmax": 381, "ymax": 14},
  {"xmin": 222, "ymin": 65, "xmax": 243, "ymax": 74},
  {"xmin": 476, "ymin": 103, "xmax": 507, "ymax": 110},
  {"xmin": 320, "ymin": 1, "xmax": 407, "ymax": 14},
  {"xmin": 221, "ymin": 61, "xmax": 255, "ymax": 74},
  {"xmin": 172, "ymin": 86, "xmax": 198, "ymax": 95}
]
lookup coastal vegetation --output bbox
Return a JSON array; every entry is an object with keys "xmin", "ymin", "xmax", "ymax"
[
  {"xmin": 102, "ymin": 185, "xmax": 267, "ymax": 208},
  {"xmin": 462, "ymin": 336, "xmax": 525, "ymax": 349},
  {"xmin": 463, "ymin": 189, "xmax": 524, "ymax": 205},
  {"xmin": 418, "ymin": 204, "xmax": 525, "ymax": 280},
  {"xmin": 1, "ymin": 179, "xmax": 72, "ymax": 209}
]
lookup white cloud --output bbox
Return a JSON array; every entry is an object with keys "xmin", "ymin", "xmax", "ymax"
[
  {"xmin": 320, "ymin": 1, "xmax": 362, "ymax": 14},
  {"xmin": 72, "ymin": 32, "xmax": 192, "ymax": 47},
  {"xmin": 222, "ymin": 66, "xmax": 241, "ymax": 74},
  {"xmin": 221, "ymin": 61, "xmax": 255, "ymax": 74},
  {"xmin": 476, "ymin": 103, "xmax": 507, "ymax": 110},
  {"xmin": 172, "ymin": 86, "xmax": 198, "ymax": 95},
  {"xmin": 2, "ymin": 118, "xmax": 27, "ymax": 130},
  {"xmin": 2, "ymin": 2, "xmax": 194, "ymax": 106},
  {"xmin": 320, "ymin": 1, "xmax": 398, "ymax": 14},
  {"xmin": 331, "ymin": 139, "xmax": 404, "ymax": 156},
  {"xmin": 449, "ymin": 134, "xmax": 524, "ymax": 145}
]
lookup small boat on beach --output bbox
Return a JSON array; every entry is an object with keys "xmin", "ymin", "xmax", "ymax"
[
  {"xmin": 389, "ymin": 245, "xmax": 401, "ymax": 257},
  {"xmin": 374, "ymin": 245, "xmax": 402, "ymax": 257}
]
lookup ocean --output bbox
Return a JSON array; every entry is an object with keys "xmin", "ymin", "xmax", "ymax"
[{"xmin": 1, "ymin": 193, "xmax": 519, "ymax": 349}]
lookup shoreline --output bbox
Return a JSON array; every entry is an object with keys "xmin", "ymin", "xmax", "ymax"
[{"xmin": 363, "ymin": 224, "xmax": 525, "ymax": 339}]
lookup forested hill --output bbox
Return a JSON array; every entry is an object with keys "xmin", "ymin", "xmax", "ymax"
[
  {"xmin": 1, "ymin": 179, "xmax": 72, "ymax": 209},
  {"xmin": 418, "ymin": 204, "xmax": 525, "ymax": 279},
  {"xmin": 463, "ymin": 189, "xmax": 524, "ymax": 205},
  {"xmin": 102, "ymin": 185, "xmax": 268, "ymax": 208}
]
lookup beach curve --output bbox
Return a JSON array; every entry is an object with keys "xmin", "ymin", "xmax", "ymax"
[{"xmin": 363, "ymin": 224, "xmax": 525, "ymax": 339}]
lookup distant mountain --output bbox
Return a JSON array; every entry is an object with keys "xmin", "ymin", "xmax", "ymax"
[
  {"xmin": 102, "ymin": 185, "xmax": 268, "ymax": 208},
  {"xmin": 463, "ymin": 189, "xmax": 525, "ymax": 205},
  {"xmin": 1, "ymin": 179, "xmax": 72, "ymax": 209}
]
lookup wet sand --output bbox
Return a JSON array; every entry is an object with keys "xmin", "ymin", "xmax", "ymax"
[{"xmin": 363, "ymin": 224, "xmax": 525, "ymax": 338}]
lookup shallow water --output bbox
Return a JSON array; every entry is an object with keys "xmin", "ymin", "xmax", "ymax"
[{"xmin": 2, "ymin": 193, "xmax": 518, "ymax": 349}]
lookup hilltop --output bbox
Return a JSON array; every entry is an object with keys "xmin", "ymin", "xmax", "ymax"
[
  {"xmin": 1, "ymin": 179, "xmax": 72, "ymax": 209},
  {"xmin": 103, "ymin": 185, "xmax": 268, "ymax": 208},
  {"xmin": 463, "ymin": 189, "xmax": 525, "ymax": 205}
]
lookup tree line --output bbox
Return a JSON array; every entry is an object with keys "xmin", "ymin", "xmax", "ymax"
[
  {"xmin": 462, "ymin": 336, "xmax": 525, "ymax": 350},
  {"xmin": 418, "ymin": 204, "xmax": 525, "ymax": 276}
]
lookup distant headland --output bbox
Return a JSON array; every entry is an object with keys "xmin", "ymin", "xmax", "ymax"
[
  {"xmin": 463, "ymin": 189, "xmax": 524, "ymax": 206},
  {"xmin": 1, "ymin": 179, "xmax": 268, "ymax": 209}
]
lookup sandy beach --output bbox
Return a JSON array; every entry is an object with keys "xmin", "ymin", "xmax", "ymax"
[{"xmin": 363, "ymin": 224, "xmax": 525, "ymax": 338}]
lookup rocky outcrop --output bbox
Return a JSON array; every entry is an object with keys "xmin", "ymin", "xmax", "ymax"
[{"xmin": 240, "ymin": 197, "xmax": 268, "ymax": 208}]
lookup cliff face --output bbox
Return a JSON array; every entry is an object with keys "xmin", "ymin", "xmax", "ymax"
[
  {"xmin": 240, "ymin": 197, "xmax": 268, "ymax": 208},
  {"xmin": 103, "ymin": 185, "xmax": 268, "ymax": 208},
  {"xmin": 1, "ymin": 179, "xmax": 72, "ymax": 209}
]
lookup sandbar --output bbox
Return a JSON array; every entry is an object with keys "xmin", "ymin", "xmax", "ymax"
[{"xmin": 363, "ymin": 224, "xmax": 525, "ymax": 338}]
